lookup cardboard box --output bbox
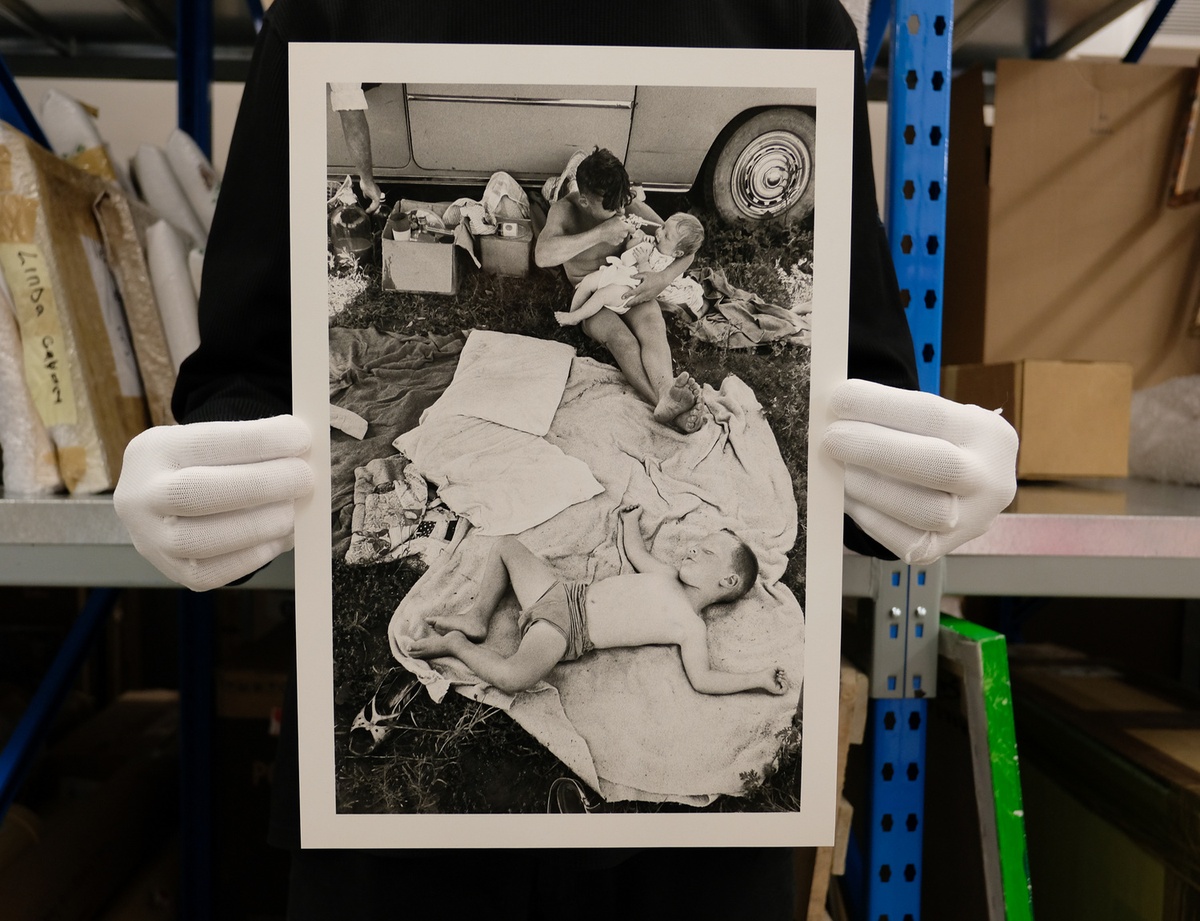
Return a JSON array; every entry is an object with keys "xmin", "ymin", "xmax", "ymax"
[
  {"xmin": 382, "ymin": 208, "xmax": 462, "ymax": 294},
  {"xmin": 942, "ymin": 359, "xmax": 1132, "ymax": 479},
  {"xmin": 944, "ymin": 61, "xmax": 1200, "ymax": 389},
  {"xmin": 0, "ymin": 124, "xmax": 149, "ymax": 493},
  {"xmin": 480, "ymin": 219, "xmax": 532, "ymax": 276}
]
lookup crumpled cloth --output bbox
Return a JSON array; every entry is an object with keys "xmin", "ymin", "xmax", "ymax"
[
  {"xmin": 388, "ymin": 358, "xmax": 804, "ymax": 805},
  {"xmin": 329, "ymin": 329, "xmax": 464, "ymax": 557},
  {"xmin": 345, "ymin": 454, "xmax": 465, "ymax": 568},
  {"xmin": 1129, "ymin": 375, "xmax": 1200, "ymax": 485},
  {"xmin": 692, "ymin": 267, "xmax": 811, "ymax": 348}
]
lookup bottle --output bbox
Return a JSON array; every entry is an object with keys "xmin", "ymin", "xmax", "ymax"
[{"xmin": 329, "ymin": 202, "xmax": 374, "ymax": 269}]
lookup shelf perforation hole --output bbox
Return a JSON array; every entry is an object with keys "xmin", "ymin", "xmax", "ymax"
[
  {"xmin": 906, "ymin": 762, "xmax": 921, "ymax": 782},
  {"xmin": 901, "ymin": 234, "xmax": 914, "ymax": 255},
  {"xmin": 930, "ymin": 125, "xmax": 943, "ymax": 146},
  {"xmin": 909, "ymin": 710, "xmax": 922, "ymax": 730},
  {"xmin": 900, "ymin": 289, "xmax": 912, "ymax": 309},
  {"xmin": 884, "ymin": 711, "xmax": 897, "ymax": 730},
  {"xmin": 907, "ymin": 13, "xmax": 920, "ymax": 34},
  {"xmin": 906, "ymin": 813, "xmax": 919, "ymax": 832},
  {"xmin": 932, "ymin": 71, "xmax": 945, "ymax": 91},
  {"xmin": 921, "ymin": 342, "xmax": 936, "ymax": 363},
  {"xmin": 924, "ymin": 289, "xmax": 937, "ymax": 309},
  {"xmin": 928, "ymin": 181, "xmax": 942, "ymax": 201},
  {"xmin": 882, "ymin": 762, "xmax": 895, "ymax": 781},
  {"xmin": 925, "ymin": 235, "xmax": 939, "ymax": 255},
  {"xmin": 906, "ymin": 70, "xmax": 919, "ymax": 90},
  {"xmin": 934, "ymin": 15, "xmax": 947, "ymax": 34},
  {"xmin": 904, "ymin": 864, "xmax": 917, "ymax": 883},
  {"xmin": 903, "ymin": 180, "xmax": 915, "ymax": 200},
  {"xmin": 880, "ymin": 864, "xmax": 893, "ymax": 883},
  {"xmin": 882, "ymin": 813, "xmax": 894, "ymax": 832}
]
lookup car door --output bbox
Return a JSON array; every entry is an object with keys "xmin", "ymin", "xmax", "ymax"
[{"xmin": 405, "ymin": 83, "xmax": 636, "ymax": 180}]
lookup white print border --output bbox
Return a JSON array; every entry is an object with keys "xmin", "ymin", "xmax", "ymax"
[{"xmin": 290, "ymin": 42, "xmax": 852, "ymax": 849}]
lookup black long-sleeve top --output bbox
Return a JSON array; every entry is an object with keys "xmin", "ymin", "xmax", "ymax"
[{"xmin": 172, "ymin": 0, "xmax": 918, "ymax": 854}]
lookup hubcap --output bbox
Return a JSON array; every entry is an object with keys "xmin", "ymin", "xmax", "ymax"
[{"xmin": 731, "ymin": 130, "xmax": 811, "ymax": 218}]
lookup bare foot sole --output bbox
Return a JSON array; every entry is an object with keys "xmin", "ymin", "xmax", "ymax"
[
  {"xmin": 652, "ymin": 372, "xmax": 697, "ymax": 424},
  {"xmin": 554, "ymin": 311, "xmax": 579, "ymax": 327},
  {"xmin": 671, "ymin": 377, "xmax": 707, "ymax": 434},
  {"xmin": 427, "ymin": 611, "xmax": 489, "ymax": 641}
]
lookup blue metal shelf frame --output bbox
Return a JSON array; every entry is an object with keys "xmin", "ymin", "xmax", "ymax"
[
  {"xmin": 851, "ymin": 0, "xmax": 955, "ymax": 917},
  {"xmin": 884, "ymin": 0, "xmax": 953, "ymax": 397}
]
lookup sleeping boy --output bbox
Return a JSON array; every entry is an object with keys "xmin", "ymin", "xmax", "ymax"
[
  {"xmin": 554, "ymin": 212, "xmax": 706, "ymax": 327},
  {"xmin": 401, "ymin": 505, "xmax": 788, "ymax": 697}
]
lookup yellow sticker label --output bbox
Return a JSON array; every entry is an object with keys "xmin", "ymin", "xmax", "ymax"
[{"xmin": 0, "ymin": 241, "xmax": 78, "ymax": 427}]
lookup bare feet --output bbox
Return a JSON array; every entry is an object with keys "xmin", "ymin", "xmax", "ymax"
[
  {"xmin": 652, "ymin": 372, "xmax": 697, "ymax": 426},
  {"xmin": 427, "ymin": 608, "xmax": 491, "ymax": 641},
  {"xmin": 554, "ymin": 311, "xmax": 581, "ymax": 327},
  {"xmin": 403, "ymin": 630, "xmax": 465, "ymax": 659},
  {"xmin": 671, "ymin": 377, "xmax": 707, "ymax": 434}
]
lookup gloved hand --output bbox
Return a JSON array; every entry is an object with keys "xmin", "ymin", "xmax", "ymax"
[
  {"xmin": 113, "ymin": 415, "xmax": 314, "ymax": 591},
  {"xmin": 822, "ymin": 379, "xmax": 1018, "ymax": 564}
]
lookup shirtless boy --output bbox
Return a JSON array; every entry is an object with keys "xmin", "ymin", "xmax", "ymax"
[
  {"xmin": 534, "ymin": 147, "xmax": 707, "ymax": 434},
  {"xmin": 402, "ymin": 505, "xmax": 788, "ymax": 697}
]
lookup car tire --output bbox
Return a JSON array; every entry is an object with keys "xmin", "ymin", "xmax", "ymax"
[{"xmin": 707, "ymin": 107, "xmax": 816, "ymax": 224}]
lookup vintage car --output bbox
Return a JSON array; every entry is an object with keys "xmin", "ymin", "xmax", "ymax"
[{"xmin": 326, "ymin": 83, "xmax": 817, "ymax": 224}]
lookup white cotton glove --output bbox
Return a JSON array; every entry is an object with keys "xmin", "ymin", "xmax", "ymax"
[
  {"xmin": 113, "ymin": 415, "xmax": 314, "ymax": 591},
  {"xmin": 822, "ymin": 379, "xmax": 1018, "ymax": 564}
]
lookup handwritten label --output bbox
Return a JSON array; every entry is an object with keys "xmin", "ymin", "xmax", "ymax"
[{"xmin": 0, "ymin": 242, "xmax": 78, "ymax": 427}]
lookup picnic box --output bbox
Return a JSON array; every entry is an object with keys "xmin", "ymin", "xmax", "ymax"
[
  {"xmin": 942, "ymin": 359, "xmax": 1132, "ymax": 480},
  {"xmin": 943, "ymin": 60, "xmax": 1200, "ymax": 390},
  {"xmin": 381, "ymin": 207, "xmax": 460, "ymax": 295},
  {"xmin": 480, "ymin": 218, "xmax": 533, "ymax": 277}
]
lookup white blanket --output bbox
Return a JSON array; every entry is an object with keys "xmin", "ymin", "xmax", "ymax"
[{"xmin": 389, "ymin": 356, "xmax": 805, "ymax": 805}]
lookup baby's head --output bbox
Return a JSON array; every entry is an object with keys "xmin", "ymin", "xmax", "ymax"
[
  {"xmin": 681, "ymin": 530, "xmax": 758, "ymax": 603},
  {"xmin": 654, "ymin": 212, "xmax": 705, "ymax": 259}
]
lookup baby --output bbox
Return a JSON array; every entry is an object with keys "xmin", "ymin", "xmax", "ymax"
[
  {"xmin": 554, "ymin": 212, "xmax": 706, "ymax": 327},
  {"xmin": 402, "ymin": 505, "xmax": 788, "ymax": 697}
]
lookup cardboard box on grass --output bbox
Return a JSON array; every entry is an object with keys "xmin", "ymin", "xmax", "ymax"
[
  {"xmin": 480, "ymin": 217, "xmax": 533, "ymax": 277},
  {"xmin": 942, "ymin": 359, "xmax": 1132, "ymax": 479},
  {"xmin": 944, "ymin": 60, "xmax": 1200, "ymax": 390},
  {"xmin": 381, "ymin": 202, "xmax": 477, "ymax": 295},
  {"xmin": 0, "ymin": 124, "xmax": 149, "ymax": 493}
]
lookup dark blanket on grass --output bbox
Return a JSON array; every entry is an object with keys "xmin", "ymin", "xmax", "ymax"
[{"xmin": 328, "ymin": 328, "xmax": 464, "ymax": 557}]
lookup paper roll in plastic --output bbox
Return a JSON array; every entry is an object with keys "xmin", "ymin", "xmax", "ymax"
[
  {"xmin": 146, "ymin": 220, "xmax": 200, "ymax": 373},
  {"xmin": 165, "ymin": 129, "xmax": 220, "ymax": 236},
  {"xmin": 0, "ymin": 273, "xmax": 63, "ymax": 494},
  {"xmin": 39, "ymin": 88, "xmax": 121, "ymax": 185},
  {"xmin": 0, "ymin": 125, "xmax": 150, "ymax": 493},
  {"xmin": 132, "ymin": 145, "xmax": 206, "ymax": 246}
]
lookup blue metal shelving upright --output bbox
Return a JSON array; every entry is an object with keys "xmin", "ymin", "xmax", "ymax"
[{"xmin": 852, "ymin": 0, "xmax": 955, "ymax": 917}]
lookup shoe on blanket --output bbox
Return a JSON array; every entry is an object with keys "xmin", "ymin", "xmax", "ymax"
[
  {"xmin": 348, "ymin": 668, "xmax": 421, "ymax": 756},
  {"xmin": 547, "ymin": 777, "xmax": 597, "ymax": 814}
]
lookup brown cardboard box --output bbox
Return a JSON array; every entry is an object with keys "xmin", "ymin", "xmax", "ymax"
[
  {"xmin": 943, "ymin": 61, "xmax": 1200, "ymax": 389},
  {"xmin": 382, "ymin": 208, "xmax": 461, "ymax": 294},
  {"xmin": 480, "ymin": 219, "xmax": 533, "ymax": 276},
  {"xmin": 942, "ymin": 359, "xmax": 1132, "ymax": 479},
  {"xmin": 0, "ymin": 124, "xmax": 149, "ymax": 493}
]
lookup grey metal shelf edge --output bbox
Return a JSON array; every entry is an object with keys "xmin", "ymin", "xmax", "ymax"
[{"xmin": 6, "ymin": 478, "xmax": 1200, "ymax": 595}]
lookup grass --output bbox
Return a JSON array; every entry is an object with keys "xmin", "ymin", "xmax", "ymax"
[{"xmin": 331, "ymin": 188, "xmax": 813, "ymax": 814}]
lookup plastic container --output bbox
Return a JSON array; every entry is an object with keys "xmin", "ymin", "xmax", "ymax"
[{"xmin": 329, "ymin": 204, "xmax": 374, "ymax": 269}]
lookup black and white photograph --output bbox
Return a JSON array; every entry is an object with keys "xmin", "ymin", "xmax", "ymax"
[{"xmin": 290, "ymin": 44, "xmax": 853, "ymax": 848}]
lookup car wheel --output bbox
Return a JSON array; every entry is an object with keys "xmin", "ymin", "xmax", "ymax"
[{"xmin": 707, "ymin": 108, "xmax": 816, "ymax": 224}]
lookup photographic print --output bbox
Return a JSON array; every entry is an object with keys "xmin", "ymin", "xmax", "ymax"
[{"xmin": 291, "ymin": 44, "xmax": 853, "ymax": 848}]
